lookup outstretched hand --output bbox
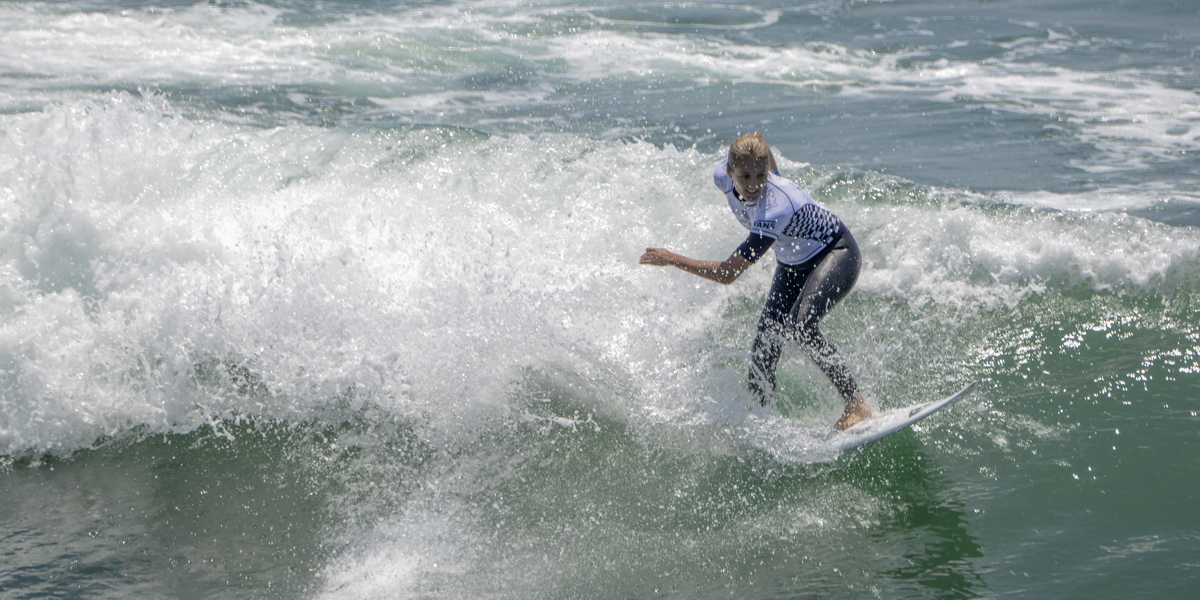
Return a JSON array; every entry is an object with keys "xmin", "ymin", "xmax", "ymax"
[{"xmin": 639, "ymin": 247, "xmax": 676, "ymax": 266}]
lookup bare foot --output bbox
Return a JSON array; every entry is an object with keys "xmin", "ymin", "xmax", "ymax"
[{"xmin": 834, "ymin": 395, "xmax": 872, "ymax": 431}]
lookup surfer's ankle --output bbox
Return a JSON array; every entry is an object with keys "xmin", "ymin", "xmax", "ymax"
[{"xmin": 834, "ymin": 395, "xmax": 871, "ymax": 430}]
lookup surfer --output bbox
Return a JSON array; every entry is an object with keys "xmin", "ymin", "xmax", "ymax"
[{"xmin": 639, "ymin": 132, "xmax": 872, "ymax": 430}]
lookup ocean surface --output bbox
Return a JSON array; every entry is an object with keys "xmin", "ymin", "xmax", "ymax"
[{"xmin": 1, "ymin": 0, "xmax": 1198, "ymax": 598}]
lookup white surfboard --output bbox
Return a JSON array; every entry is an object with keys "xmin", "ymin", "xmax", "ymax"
[{"xmin": 829, "ymin": 383, "xmax": 976, "ymax": 451}]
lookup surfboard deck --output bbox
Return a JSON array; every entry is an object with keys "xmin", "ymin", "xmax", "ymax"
[{"xmin": 829, "ymin": 383, "xmax": 976, "ymax": 451}]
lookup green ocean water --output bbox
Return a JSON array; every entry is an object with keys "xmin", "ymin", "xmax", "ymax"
[
  {"xmin": 2, "ymin": 0, "xmax": 1199, "ymax": 598},
  {"xmin": 5, "ymin": 285, "xmax": 1197, "ymax": 598}
]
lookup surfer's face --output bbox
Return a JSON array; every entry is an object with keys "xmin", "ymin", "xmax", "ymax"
[{"xmin": 727, "ymin": 157, "xmax": 770, "ymax": 202}]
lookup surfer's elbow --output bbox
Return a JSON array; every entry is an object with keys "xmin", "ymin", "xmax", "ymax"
[{"xmin": 713, "ymin": 270, "xmax": 739, "ymax": 285}]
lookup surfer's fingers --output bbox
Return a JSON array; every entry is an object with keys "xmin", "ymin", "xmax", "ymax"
[{"xmin": 639, "ymin": 248, "xmax": 670, "ymax": 265}]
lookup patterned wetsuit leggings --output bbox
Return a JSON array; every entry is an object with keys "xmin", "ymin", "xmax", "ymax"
[{"xmin": 748, "ymin": 230, "xmax": 861, "ymax": 405}]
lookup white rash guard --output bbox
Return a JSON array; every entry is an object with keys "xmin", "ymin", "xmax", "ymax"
[{"xmin": 714, "ymin": 157, "xmax": 845, "ymax": 266}]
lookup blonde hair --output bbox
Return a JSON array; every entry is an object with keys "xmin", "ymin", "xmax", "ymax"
[{"xmin": 728, "ymin": 134, "xmax": 770, "ymax": 167}]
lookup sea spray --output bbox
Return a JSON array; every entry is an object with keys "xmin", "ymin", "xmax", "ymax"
[{"xmin": 3, "ymin": 1, "xmax": 1200, "ymax": 597}]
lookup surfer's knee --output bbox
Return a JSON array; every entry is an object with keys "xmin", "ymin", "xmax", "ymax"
[{"xmin": 793, "ymin": 325, "xmax": 830, "ymax": 358}]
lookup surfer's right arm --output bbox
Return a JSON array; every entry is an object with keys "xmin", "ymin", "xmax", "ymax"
[
  {"xmin": 639, "ymin": 247, "xmax": 754, "ymax": 285},
  {"xmin": 640, "ymin": 230, "xmax": 775, "ymax": 285}
]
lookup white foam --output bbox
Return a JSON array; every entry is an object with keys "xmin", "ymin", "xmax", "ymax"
[
  {"xmin": 4, "ymin": 1, "xmax": 1196, "ymax": 183},
  {"xmin": 2, "ymin": 6, "xmax": 1197, "ymax": 597},
  {"xmin": 3, "ymin": 93, "xmax": 1199, "ymax": 457},
  {"xmin": 843, "ymin": 193, "xmax": 1200, "ymax": 309},
  {"xmin": 735, "ymin": 407, "xmax": 840, "ymax": 464},
  {"xmin": 320, "ymin": 504, "xmax": 481, "ymax": 599},
  {"xmin": 920, "ymin": 61, "xmax": 1200, "ymax": 174},
  {"xmin": 0, "ymin": 94, "xmax": 722, "ymax": 455},
  {"xmin": 586, "ymin": 4, "xmax": 781, "ymax": 30}
]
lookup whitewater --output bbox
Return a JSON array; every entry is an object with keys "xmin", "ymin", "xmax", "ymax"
[{"xmin": 2, "ymin": 1, "xmax": 1198, "ymax": 598}]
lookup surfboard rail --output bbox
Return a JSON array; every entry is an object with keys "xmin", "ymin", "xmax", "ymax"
[{"xmin": 829, "ymin": 383, "xmax": 977, "ymax": 451}]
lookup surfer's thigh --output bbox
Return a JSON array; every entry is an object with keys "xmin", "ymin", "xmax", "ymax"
[
  {"xmin": 792, "ymin": 232, "xmax": 861, "ymax": 328},
  {"xmin": 758, "ymin": 261, "xmax": 810, "ymax": 333}
]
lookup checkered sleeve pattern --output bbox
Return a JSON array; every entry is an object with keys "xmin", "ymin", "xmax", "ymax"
[{"xmin": 781, "ymin": 204, "xmax": 840, "ymax": 244}]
